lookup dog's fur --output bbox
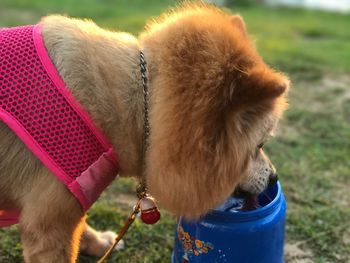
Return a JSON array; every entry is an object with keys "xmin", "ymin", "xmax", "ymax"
[{"xmin": 0, "ymin": 3, "xmax": 289, "ymax": 262}]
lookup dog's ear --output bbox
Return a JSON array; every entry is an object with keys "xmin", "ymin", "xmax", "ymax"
[
  {"xmin": 230, "ymin": 66, "xmax": 289, "ymax": 111},
  {"xmin": 230, "ymin": 15, "xmax": 247, "ymax": 35}
]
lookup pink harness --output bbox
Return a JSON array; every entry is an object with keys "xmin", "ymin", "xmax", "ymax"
[{"xmin": 0, "ymin": 25, "xmax": 119, "ymax": 227}]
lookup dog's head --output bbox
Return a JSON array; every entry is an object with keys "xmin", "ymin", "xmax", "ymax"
[{"xmin": 140, "ymin": 4, "xmax": 289, "ymax": 218}]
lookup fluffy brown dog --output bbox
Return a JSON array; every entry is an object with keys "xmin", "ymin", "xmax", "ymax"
[{"xmin": 0, "ymin": 3, "xmax": 289, "ymax": 262}]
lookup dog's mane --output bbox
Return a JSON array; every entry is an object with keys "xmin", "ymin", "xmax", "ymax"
[{"xmin": 140, "ymin": 4, "xmax": 289, "ymax": 218}]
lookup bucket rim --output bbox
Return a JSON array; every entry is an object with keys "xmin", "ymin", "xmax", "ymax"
[{"xmin": 203, "ymin": 182, "xmax": 283, "ymax": 222}]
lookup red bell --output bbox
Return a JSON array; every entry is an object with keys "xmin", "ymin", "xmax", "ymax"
[
  {"xmin": 140, "ymin": 207, "xmax": 161, "ymax": 224},
  {"xmin": 139, "ymin": 196, "xmax": 161, "ymax": 224}
]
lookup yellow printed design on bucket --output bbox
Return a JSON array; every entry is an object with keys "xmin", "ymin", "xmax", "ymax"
[{"xmin": 177, "ymin": 226, "xmax": 214, "ymax": 257}]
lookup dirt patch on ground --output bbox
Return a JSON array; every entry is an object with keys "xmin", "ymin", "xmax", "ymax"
[
  {"xmin": 285, "ymin": 242, "xmax": 314, "ymax": 263},
  {"xmin": 333, "ymin": 181, "xmax": 350, "ymax": 208},
  {"xmin": 343, "ymin": 229, "xmax": 350, "ymax": 247},
  {"xmin": 292, "ymin": 74, "xmax": 350, "ymax": 113},
  {"xmin": 276, "ymin": 74, "xmax": 350, "ymax": 141}
]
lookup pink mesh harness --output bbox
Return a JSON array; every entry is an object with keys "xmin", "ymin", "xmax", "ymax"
[{"xmin": 0, "ymin": 25, "xmax": 119, "ymax": 227}]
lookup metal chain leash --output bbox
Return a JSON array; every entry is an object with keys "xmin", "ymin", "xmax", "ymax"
[
  {"xmin": 140, "ymin": 51, "xmax": 150, "ymax": 159},
  {"xmin": 97, "ymin": 203, "xmax": 140, "ymax": 263},
  {"xmin": 97, "ymin": 51, "xmax": 151, "ymax": 263},
  {"xmin": 139, "ymin": 50, "xmax": 150, "ymax": 191}
]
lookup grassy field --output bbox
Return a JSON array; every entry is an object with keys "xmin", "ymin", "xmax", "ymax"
[{"xmin": 0, "ymin": 1, "xmax": 350, "ymax": 262}]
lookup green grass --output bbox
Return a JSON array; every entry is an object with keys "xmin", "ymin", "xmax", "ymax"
[
  {"xmin": 0, "ymin": 1, "xmax": 350, "ymax": 262},
  {"xmin": 234, "ymin": 6, "xmax": 350, "ymax": 80}
]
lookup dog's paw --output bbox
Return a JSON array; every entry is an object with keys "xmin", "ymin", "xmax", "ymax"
[
  {"xmin": 80, "ymin": 229, "xmax": 124, "ymax": 257},
  {"xmin": 100, "ymin": 230, "xmax": 125, "ymax": 251}
]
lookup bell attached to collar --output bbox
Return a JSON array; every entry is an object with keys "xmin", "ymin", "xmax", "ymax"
[{"xmin": 139, "ymin": 195, "xmax": 161, "ymax": 224}]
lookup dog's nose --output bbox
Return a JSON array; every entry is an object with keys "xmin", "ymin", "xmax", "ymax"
[{"xmin": 268, "ymin": 173, "xmax": 278, "ymax": 186}]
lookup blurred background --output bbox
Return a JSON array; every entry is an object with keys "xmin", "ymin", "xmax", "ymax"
[{"xmin": 0, "ymin": 0, "xmax": 349, "ymax": 262}]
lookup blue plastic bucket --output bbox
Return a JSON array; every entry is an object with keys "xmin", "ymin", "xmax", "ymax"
[{"xmin": 172, "ymin": 182, "xmax": 286, "ymax": 263}]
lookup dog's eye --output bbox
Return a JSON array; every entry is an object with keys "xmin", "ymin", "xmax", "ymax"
[{"xmin": 257, "ymin": 143, "xmax": 264, "ymax": 149}]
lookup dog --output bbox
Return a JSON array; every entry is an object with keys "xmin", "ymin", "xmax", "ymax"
[{"xmin": 0, "ymin": 3, "xmax": 289, "ymax": 262}]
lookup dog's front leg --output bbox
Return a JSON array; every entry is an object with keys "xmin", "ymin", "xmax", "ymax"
[{"xmin": 19, "ymin": 171, "xmax": 85, "ymax": 263}]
